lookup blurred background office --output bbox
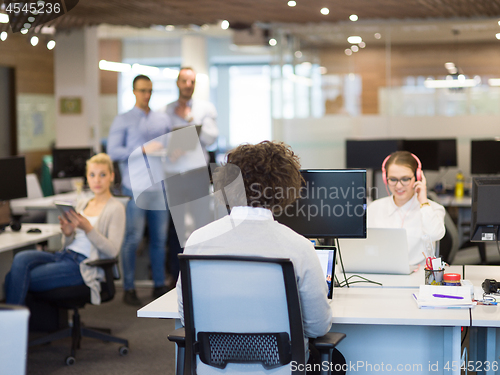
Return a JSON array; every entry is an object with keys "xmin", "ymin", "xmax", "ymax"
[{"xmin": 2, "ymin": 1, "xmax": 500, "ymax": 269}]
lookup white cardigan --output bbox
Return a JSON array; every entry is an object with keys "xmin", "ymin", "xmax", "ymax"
[
  {"xmin": 61, "ymin": 196, "xmax": 126, "ymax": 304},
  {"xmin": 367, "ymin": 194, "xmax": 446, "ymax": 265}
]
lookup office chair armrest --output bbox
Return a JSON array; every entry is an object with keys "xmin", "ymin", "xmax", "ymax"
[
  {"xmin": 86, "ymin": 258, "xmax": 118, "ymax": 268},
  {"xmin": 310, "ymin": 332, "xmax": 346, "ymax": 351},
  {"xmin": 168, "ymin": 327, "xmax": 186, "ymax": 347}
]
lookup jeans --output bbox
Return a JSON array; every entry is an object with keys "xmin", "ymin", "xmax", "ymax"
[
  {"xmin": 121, "ymin": 185, "xmax": 169, "ymax": 290},
  {"xmin": 5, "ymin": 249, "xmax": 86, "ymax": 305}
]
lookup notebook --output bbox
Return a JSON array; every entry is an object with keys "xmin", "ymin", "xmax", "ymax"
[
  {"xmin": 315, "ymin": 246, "xmax": 336, "ymax": 299},
  {"xmin": 338, "ymin": 228, "xmax": 412, "ymax": 275}
]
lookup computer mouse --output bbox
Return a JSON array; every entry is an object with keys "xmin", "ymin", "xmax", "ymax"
[{"xmin": 27, "ymin": 228, "xmax": 42, "ymax": 233}]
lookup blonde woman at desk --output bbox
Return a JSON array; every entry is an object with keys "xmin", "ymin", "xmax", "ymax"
[
  {"xmin": 5, "ymin": 153, "xmax": 125, "ymax": 305},
  {"xmin": 367, "ymin": 151, "xmax": 446, "ymax": 266}
]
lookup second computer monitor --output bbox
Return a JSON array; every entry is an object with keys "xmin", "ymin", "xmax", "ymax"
[
  {"xmin": 274, "ymin": 169, "xmax": 367, "ymax": 239},
  {"xmin": 471, "ymin": 140, "xmax": 500, "ymax": 175},
  {"xmin": 52, "ymin": 148, "xmax": 93, "ymax": 179},
  {"xmin": 0, "ymin": 156, "xmax": 27, "ymax": 201}
]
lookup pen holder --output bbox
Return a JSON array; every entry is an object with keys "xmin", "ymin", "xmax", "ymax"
[{"xmin": 425, "ymin": 268, "xmax": 444, "ymax": 285}]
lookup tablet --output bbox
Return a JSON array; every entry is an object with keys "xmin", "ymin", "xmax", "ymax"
[{"xmin": 54, "ymin": 201, "xmax": 76, "ymax": 221}]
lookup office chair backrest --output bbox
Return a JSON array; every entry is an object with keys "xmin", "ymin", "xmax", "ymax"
[
  {"xmin": 26, "ymin": 174, "xmax": 44, "ymax": 199},
  {"xmin": 179, "ymin": 254, "xmax": 305, "ymax": 375}
]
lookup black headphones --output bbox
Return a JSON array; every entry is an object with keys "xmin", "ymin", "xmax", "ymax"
[{"xmin": 482, "ymin": 279, "xmax": 500, "ymax": 294}]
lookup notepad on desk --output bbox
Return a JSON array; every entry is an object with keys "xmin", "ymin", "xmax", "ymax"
[{"xmin": 413, "ymin": 285, "xmax": 475, "ymax": 309}]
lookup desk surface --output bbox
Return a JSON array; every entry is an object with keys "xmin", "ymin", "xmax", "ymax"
[
  {"xmin": 435, "ymin": 195, "xmax": 472, "ymax": 207},
  {"xmin": 138, "ymin": 286, "xmax": 471, "ymax": 327},
  {"xmin": 0, "ymin": 224, "xmax": 61, "ymax": 252},
  {"xmin": 10, "ymin": 192, "xmax": 79, "ymax": 214},
  {"xmin": 340, "ymin": 265, "xmax": 464, "ymax": 288}
]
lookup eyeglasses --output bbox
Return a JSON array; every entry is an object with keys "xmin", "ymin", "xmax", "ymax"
[{"xmin": 387, "ymin": 176, "xmax": 414, "ymax": 186}]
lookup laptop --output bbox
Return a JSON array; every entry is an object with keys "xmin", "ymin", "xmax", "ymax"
[
  {"xmin": 338, "ymin": 228, "xmax": 412, "ymax": 275},
  {"xmin": 315, "ymin": 246, "xmax": 336, "ymax": 299}
]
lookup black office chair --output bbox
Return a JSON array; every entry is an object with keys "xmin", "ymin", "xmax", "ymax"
[
  {"xmin": 28, "ymin": 258, "xmax": 129, "ymax": 365},
  {"xmin": 168, "ymin": 254, "xmax": 345, "ymax": 375}
]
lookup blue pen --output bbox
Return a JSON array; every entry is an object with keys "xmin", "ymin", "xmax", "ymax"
[{"xmin": 432, "ymin": 294, "xmax": 464, "ymax": 300}]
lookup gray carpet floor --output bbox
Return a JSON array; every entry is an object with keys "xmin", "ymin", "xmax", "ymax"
[{"xmin": 26, "ymin": 287, "xmax": 177, "ymax": 375}]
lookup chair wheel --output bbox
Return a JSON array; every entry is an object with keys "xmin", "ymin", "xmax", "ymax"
[
  {"xmin": 65, "ymin": 356, "xmax": 76, "ymax": 366},
  {"xmin": 119, "ymin": 346, "xmax": 129, "ymax": 356}
]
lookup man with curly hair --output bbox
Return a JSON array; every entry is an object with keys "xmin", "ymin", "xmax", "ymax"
[{"xmin": 177, "ymin": 141, "xmax": 344, "ymax": 372}]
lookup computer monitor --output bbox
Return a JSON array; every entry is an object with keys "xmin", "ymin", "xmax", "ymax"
[
  {"xmin": 437, "ymin": 139, "xmax": 457, "ymax": 167},
  {"xmin": 471, "ymin": 140, "xmax": 500, "ymax": 175},
  {"xmin": 401, "ymin": 140, "xmax": 440, "ymax": 171},
  {"xmin": 470, "ymin": 177, "xmax": 500, "ymax": 242},
  {"xmin": 0, "ymin": 156, "xmax": 27, "ymax": 201},
  {"xmin": 345, "ymin": 140, "xmax": 401, "ymax": 169},
  {"xmin": 274, "ymin": 169, "xmax": 367, "ymax": 239},
  {"xmin": 52, "ymin": 148, "xmax": 93, "ymax": 178}
]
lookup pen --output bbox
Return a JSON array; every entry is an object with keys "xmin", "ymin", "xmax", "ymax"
[{"xmin": 432, "ymin": 294, "xmax": 464, "ymax": 300}]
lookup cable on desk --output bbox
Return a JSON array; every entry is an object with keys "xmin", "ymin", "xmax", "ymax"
[{"xmin": 338, "ymin": 275, "xmax": 383, "ymax": 288}]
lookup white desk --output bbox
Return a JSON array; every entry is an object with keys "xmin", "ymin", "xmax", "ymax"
[
  {"xmin": 138, "ymin": 286, "xmax": 468, "ymax": 374},
  {"xmin": 0, "ymin": 224, "xmax": 61, "ymax": 300},
  {"xmin": 10, "ymin": 191, "xmax": 80, "ymax": 217},
  {"xmin": 339, "ymin": 264, "xmax": 464, "ymax": 288},
  {"xmin": 462, "ymin": 266, "xmax": 500, "ymax": 374}
]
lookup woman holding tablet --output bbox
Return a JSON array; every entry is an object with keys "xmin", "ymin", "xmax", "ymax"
[
  {"xmin": 5, "ymin": 153, "xmax": 125, "ymax": 305},
  {"xmin": 367, "ymin": 151, "xmax": 446, "ymax": 266}
]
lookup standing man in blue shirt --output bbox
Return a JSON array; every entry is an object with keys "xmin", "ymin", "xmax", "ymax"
[
  {"xmin": 164, "ymin": 67, "xmax": 218, "ymax": 289},
  {"xmin": 107, "ymin": 75, "xmax": 171, "ymax": 306}
]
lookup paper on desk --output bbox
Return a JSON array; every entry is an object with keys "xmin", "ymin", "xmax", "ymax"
[{"xmin": 413, "ymin": 285, "xmax": 475, "ymax": 309}]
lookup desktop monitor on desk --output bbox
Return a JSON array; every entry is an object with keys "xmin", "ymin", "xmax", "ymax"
[
  {"xmin": 0, "ymin": 156, "xmax": 27, "ymax": 231},
  {"xmin": 274, "ymin": 169, "xmax": 367, "ymax": 241},
  {"xmin": 470, "ymin": 177, "xmax": 500, "ymax": 242},
  {"xmin": 345, "ymin": 140, "xmax": 401, "ymax": 169},
  {"xmin": 470, "ymin": 140, "xmax": 500, "ymax": 175},
  {"xmin": 52, "ymin": 148, "xmax": 93, "ymax": 179}
]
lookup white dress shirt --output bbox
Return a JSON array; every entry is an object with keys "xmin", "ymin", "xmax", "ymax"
[
  {"xmin": 367, "ymin": 194, "xmax": 446, "ymax": 265},
  {"xmin": 177, "ymin": 206, "xmax": 333, "ymax": 341}
]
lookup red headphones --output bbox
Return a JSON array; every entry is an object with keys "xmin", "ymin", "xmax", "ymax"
[{"xmin": 381, "ymin": 153, "xmax": 422, "ymax": 185}]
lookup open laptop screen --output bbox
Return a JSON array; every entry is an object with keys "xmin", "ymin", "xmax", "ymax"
[{"xmin": 315, "ymin": 246, "xmax": 336, "ymax": 299}]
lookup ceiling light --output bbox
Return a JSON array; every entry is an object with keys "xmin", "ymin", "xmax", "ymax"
[
  {"xmin": 359, "ymin": 41, "xmax": 366, "ymax": 48},
  {"xmin": 496, "ymin": 33, "xmax": 500, "ymax": 40},
  {"xmin": 47, "ymin": 40, "xmax": 56, "ymax": 50},
  {"xmin": 349, "ymin": 14, "xmax": 358, "ymax": 21},
  {"xmin": 319, "ymin": 66, "xmax": 328, "ymax": 74},
  {"xmin": 498, "ymin": 20, "xmax": 500, "ymax": 26},
  {"xmin": 424, "ymin": 78, "xmax": 477, "ymax": 88},
  {"xmin": 0, "ymin": 32, "xmax": 7, "ymax": 41},
  {"xmin": 269, "ymin": 38, "xmax": 277, "ymax": 46},
  {"xmin": 30, "ymin": 36, "xmax": 38, "ymax": 46},
  {"xmin": 288, "ymin": 0, "xmax": 296, "ymax": 6},
  {"xmin": 20, "ymin": 29, "xmax": 28, "ymax": 34},
  {"xmin": 165, "ymin": 25, "xmax": 175, "ymax": 31},
  {"xmin": 444, "ymin": 62, "xmax": 455, "ymax": 70},
  {"xmin": 345, "ymin": 49, "xmax": 352, "ymax": 56},
  {"xmin": 489, "ymin": 78, "xmax": 500, "ymax": 86},
  {"xmin": 99, "ymin": 60, "xmax": 132, "ymax": 73},
  {"xmin": 374, "ymin": 33, "xmax": 381, "ymax": 39},
  {"xmin": 294, "ymin": 51, "xmax": 303, "ymax": 58},
  {"xmin": 41, "ymin": 26, "xmax": 55, "ymax": 34},
  {"xmin": 351, "ymin": 45, "xmax": 359, "ymax": 52},
  {"xmin": 320, "ymin": 8, "xmax": 329, "ymax": 15},
  {"xmin": 132, "ymin": 63, "xmax": 160, "ymax": 76},
  {"xmin": 347, "ymin": 36, "xmax": 362, "ymax": 44},
  {"xmin": 0, "ymin": 13, "xmax": 8, "ymax": 23},
  {"xmin": 221, "ymin": 20, "xmax": 230, "ymax": 30}
]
